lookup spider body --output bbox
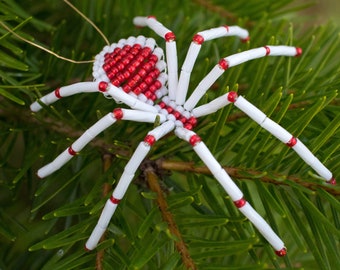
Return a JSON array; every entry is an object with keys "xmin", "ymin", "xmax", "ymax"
[{"xmin": 31, "ymin": 16, "xmax": 336, "ymax": 256}]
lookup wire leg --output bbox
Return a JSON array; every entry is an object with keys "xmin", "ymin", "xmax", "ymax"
[
  {"xmin": 175, "ymin": 127, "xmax": 287, "ymax": 256},
  {"xmin": 232, "ymin": 93, "xmax": 335, "ymax": 184},
  {"xmin": 30, "ymin": 82, "xmax": 103, "ymax": 112},
  {"xmin": 85, "ymin": 121, "xmax": 175, "ymax": 250},
  {"xmin": 37, "ymin": 109, "xmax": 166, "ymax": 178}
]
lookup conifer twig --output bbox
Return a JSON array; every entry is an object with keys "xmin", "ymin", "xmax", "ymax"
[{"xmin": 144, "ymin": 165, "xmax": 197, "ymax": 270}]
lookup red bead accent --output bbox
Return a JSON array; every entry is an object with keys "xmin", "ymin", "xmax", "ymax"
[
  {"xmin": 158, "ymin": 101, "xmax": 166, "ymax": 109},
  {"xmin": 233, "ymin": 198, "xmax": 246, "ymax": 208},
  {"xmin": 286, "ymin": 137, "xmax": 297, "ymax": 147},
  {"xmin": 187, "ymin": 116, "xmax": 198, "ymax": 128},
  {"xmin": 173, "ymin": 111, "xmax": 181, "ymax": 119},
  {"xmin": 144, "ymin": 134, "xmax": 156, "ymax": 146},
  {"xmin": 218, "ymin": 59, "xmax": 229, "ymax": 70},
  {"xmin": 223, "ymin": 25, "xmax": 229, "ymax": 32},
  {"xmin": 110, "ymin": 195, "xmax": 121, "ymax": 204},
  {"xmin": 54, "ymin": 88, "xmax": 62, "ymax": 99},
  {"xmin": 241, "ymin": 36, "xmax": 250, "ymax": 43},
  {"xmin": 295, "ymin": 47, "xmax": 302, "ymax": 57},
  {"xmin": 147, "ymin": 15, "xmax": 156, "ymax": 19},
  {"xmin": 165, "ymin": 31, "xmax": 176, "ymax": 42},
  {"xmin": 98, "ymin": 81, "xmax": 108, "ymax": 92},
  {"xmin": 113, "ymin": 108, "xmax": 123, "ymax": 120},
  {"xmin": 149, "ymin": 54, "xmax": 158, "ymax": 62},
  {"xmin": 133, "ymin": 87, "xmax": 142, "ymax": 95},
  {"xmin": 192, "ymin": 34, "xmax": 204, "ymax": 44},
  {"xmin": 68, "ymin": 146, "xmax": 77, "ymax": 156},
  {"xmin": 275, "ymin": 247, "xmax": 287, "ymax": 257},
  {"xmin": 166, "ymin": 106, "xmax": 174, "ymax": 114},
  {"xmin": 327, "ymin": 177, "xmax": 336, "ymax": 185},
  {"xmin": 189, "ymin": 134, "xmax": 201, "ymax": 146},
  {"xmin": 264, "ymin": 46, "xmax": 271, "ymax": 56},
  {"xmin": 184, "ymin": 123, "xmax": 193, "ymax": 130},
  {"xmin": 227, "ymin": 91, "xmax": 238, "ymax": 103},
  {"xmin": 122, "ymin": 85, "xmax": 131, "ymax": 93}
]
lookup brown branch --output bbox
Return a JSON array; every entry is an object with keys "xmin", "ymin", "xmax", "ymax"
[
  {"xmin": 144, "ymin": 165, "xmax": 197, "ymax": 270},
  {"xmin": 156, "ymin": 160, "xmax": 339, "ymax": 196}
]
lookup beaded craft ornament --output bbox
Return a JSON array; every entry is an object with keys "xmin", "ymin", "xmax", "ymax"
[{"xmin": 30, "ymin": 16, "xmax": 336, "ymax": 256}]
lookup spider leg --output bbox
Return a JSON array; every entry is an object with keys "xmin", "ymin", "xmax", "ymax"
[
  {"xmin": 30, "ymin": 82, "xmax": 102, "ymax": 112},
  {"xmin": 175, "ymin": 25, "xmax": 249, "ymax": 106},
  {"xmin": 184, "ymin": 45, "xmax": 302, "ymax": 111},
  {"xmin": 175, "ymin": 127, "xmax": 287, "ymax": 256},
  {"xmin": 227, "ymin": 92, "xmax": 335, "ymax": 184},
  {"xmin": 37, "ymin": 109, "xmax": 166, "ymax": 178},
  {"xmin": 85, "ymin": 121, "xmax": 175, "ymax": 250},
  {"xmin": 133, "ymin": 16, "xmax": 178, "ymax": 101}
]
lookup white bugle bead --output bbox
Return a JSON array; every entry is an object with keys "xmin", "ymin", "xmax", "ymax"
[
  {"xmin": 37, "ymin": 149, "xmax": 73, "ymax": 178},
  {"xmin": 192, "ymin": 93, "xmax": 231, "ymax": 118},
  {"xmin": 175, "ymin": 42, "xmax": 201, "ymax": 105},
  {"xmin": 124, "ymin": 142, "xmax": 151, "ymax": 173},
  {"xmin": 148, "ymin": 120, "xmax": 175, "ymax": 141},
  {"xmin": 85, "ymin": 224, "xmax": 106, "ymax": 250},
  {"xmin": 238, "ymin": 202, "xmax": 285, "ymax": 252},
  {"xmin": 193, "ymin": 141, "xmax": 243, "ymax": 201},
  {"xmin": 72, "ymin": 113, "xmax": 117, "ymax": 152},
  {"xmin": 234, "ymin": 96, "xmax": 267, "ymax": 124},
  {"xmin": 292, "ymin": 139, "xmax": 333, "ymax": 180},
  {"xmin": 166, "ymin": 40, "xmax": 178, "ymax": 101},
  {"xmin": 184, "ymin": 65, "xmax": 225, "ymax": 111},
  {"xmin": 120, "ymin": 109, "xmax": 166, "ymax": 124},
  {"xmin": 260, "ymin": 118, "xmax": 292, "ymax": 143},
  {"xmin": 30, "ymin": 82, "xmax": 100, "ymax": 112},
  {"xmin": 107, "ymin": 85, "xmax": 157, "ymax": 113},
  {"xmin": 85, "ymin": 199, "xmax": 119, "ymax": 250}
]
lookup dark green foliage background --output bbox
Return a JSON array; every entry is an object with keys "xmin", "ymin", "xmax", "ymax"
[{"xmin": 0, "ymin": 0, "xmax": 339, "ymax": 269}]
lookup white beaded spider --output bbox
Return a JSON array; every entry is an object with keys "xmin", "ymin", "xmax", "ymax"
[{"xmin": 31, "ymin": 16, "xmax": 336, "ymax": 256}]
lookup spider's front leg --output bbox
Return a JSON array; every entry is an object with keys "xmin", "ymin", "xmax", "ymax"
[
  {"xmin": 175, "ymin": 127, "xmax": 287, "ymax": 256},
  {"xmin": 36, "ymin": 108, "xmax": 166, "ymax": 178},
  {"xmin": 85, "ymin": 121, "xmax": 175, "ymax": 250}
]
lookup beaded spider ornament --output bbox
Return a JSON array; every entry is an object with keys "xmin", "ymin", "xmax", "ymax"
[{"xmin": 31, "ymin": 16, "xmax": 336, "ymax": 255}]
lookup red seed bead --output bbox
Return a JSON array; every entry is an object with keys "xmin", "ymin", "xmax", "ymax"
[
  {"xmin": 328, "ymin": 177, "xmax": 336, "ymax": 185},
  {"xmin": 233, "ymin": 198, "xmax": 246, "ymax": 208},
  {"xmin": 189, "ymin": 134, "xmax": 201, "ymax": 146},
  {"xmin": 264, "ymin": 46, "xmax": 271, "ymax": 56},
  {"xmin": 144, "ymin": 91, "xmax": 153, "ymax": 99},
  {"xmin": 295, "ymin": 47, "xmax": 302, "ymax": 57},
  {"xmin": 68, "ymin": 146, "xmax": 77, "ymax": 156},
  {"xmin": 144, "ymin": 134, "xmax": 156, "ymax": 146},
  {"xmin": 275, "ymin": 248, "xmax": 287, "ymax": 257},
  {"xmin": 165, "ymin": 31, "xmax": 176, "ymax": 41},
  {"xmin": 286, "ymin": 137, "xmax": 297, "ymax": 148},
  {"xmin": 151, "ymin": 93, "xmax": 157, "ymax": 101},
  {"xmin": 187, "ymin": 116, "xmax": 197, "ymax": 128},
  {"xmin": 103, "ymin": 64, "xmax": 111, "ymax": 72},
  {"xmin": 144, "ymin": 75, "xmax": 154, "ymax": 85},
  {"xmin": 158, "ymin": 101, "xmax": 166, "ymax": 108},
  {"xmin": 227, "ymin": 91, "xmax": 238, "ymax": 103},
  {"xmin": 149, "ymin": 54, "xmax": 158, "ymax": 62},
  {"xmin": 184, "ymin": 123, "xmax": 193, "ymax": 130},
  {"xmin": 223, "ymin": 25, "xmax": 229, "ymax": 32},
  {"xmin": 192, "ymin": 34, "xmax": 204, "ymax": 44},
  {"xmin": 218, "ymin": 59, "xmax": 229, "ymax": 70},
  {"xmin": 139, "ymin": 82, "xmax": 148, "ymax": 92},
  {"xmin": 133, "ymin": 87, "xmax": 142, "ymax": 95},
  {"xmin": 123, "ymin": 70, "xmax": 131, "ymax": 80},
  {"xmin": 113, "ymin": 108, "xmax": 123, "ymax": 120},
  {"xmin": 153, "ymin": 80, "xmax": 162, "ymax": 89},
  {"xmin": 166, "ymin": 106, "xmax": 174, "ymax": 114},
  {"xmin": 111, "ymin": 79, "xmax": 120, "ymax": 87},
  {"xmin": 173, "ymin": 111, "xmax": 181, "ymax": 119},
  {"xmin": 54, "ymin": 88, "xmax": 62, "ymax": 98},
  {"xmin": 110, "ymin": 195, "xmax": 121, "ymax": 204},
  {"xmin": 138, "ymin": 68, "xmax": 147, "ymax": 78},
  {"xmin": 122, "ymin": 84, "xmax": 131, "ymax": 93},
  {"xmin": 98, "ymin": 81, "xmax": 108, "ymax": 92},
  {"xmin": 141, "ymin": 47, "xmax": 152, "ymax": 57},
  {"xmin": 179, "ymin": 116, "xmax": 187, "ymax": 124}
]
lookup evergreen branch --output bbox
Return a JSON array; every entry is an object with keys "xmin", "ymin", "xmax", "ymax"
[
  {"xmin": 157, "ymin": 160, "xmax": 340, "ymax": 196},
  {"xmin": 144, "ymin": 164, "xmax": 197, "ymax": 270}
]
